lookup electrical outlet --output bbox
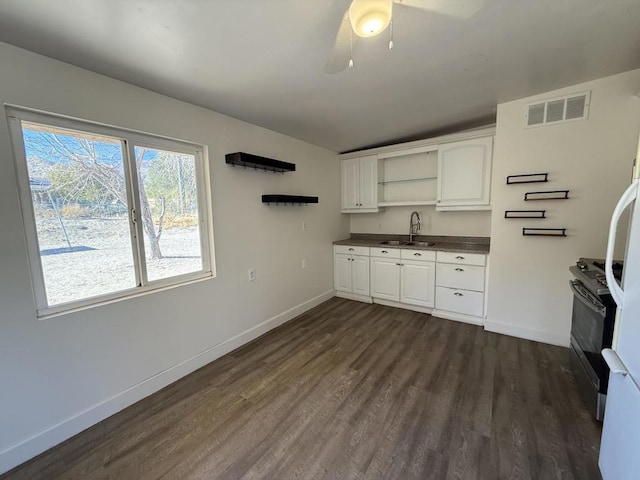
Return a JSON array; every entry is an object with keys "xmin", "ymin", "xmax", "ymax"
[
  {"xmin": 302, "ymin": 258, "xmax": 307, "ymax": 269},
  {"xmin": 302, "ymin": 221, "xmax": 307, "ymax": 231},
  {"xmin": 248, "ymin": 268, "xmax": 256, "ymax": 281}
]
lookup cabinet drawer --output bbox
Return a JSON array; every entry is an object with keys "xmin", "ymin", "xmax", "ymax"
[
  {"xmin": 335, "ymin": 245, "xmax": 370, "ymax": 256},
  {"xmin": 436, "ymin": 251, "xmax": 486, "ymax": 266},
  {"xmin": 436, "ymin": 263, "xmax": 485, "ymax": 292},
  {"xmin": 435, "ymin": 287, "xmax": 484, "ymax": 317},
  {"xmin": 400, "ymin": 249, "xmax": 436, "ymax": 262},
  {"xmin": 370, "ymin": 247, "xmax": 401, "ymax": 259}
]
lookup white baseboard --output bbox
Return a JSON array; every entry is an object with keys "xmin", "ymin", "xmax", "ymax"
[
  {"xmin": 484, "ymin": 319, "xmax": 569, "ymax": 347},
  {"xmin": 335, "ymin": 291, "xmax": 373, "ymax": 303},
  {"xmin": 373, "ymin": 298, "xmax": 432, "ymax": 314},
  {"xmin": 431, "ymin": 309, "xmax": 483, "ymax": 326},
  {"xmin": 0, "ymin": 289, "xmax": 335, "ymax": 475}
]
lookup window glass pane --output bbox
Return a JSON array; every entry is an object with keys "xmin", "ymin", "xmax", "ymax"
[
  {"xmin": 22, "ymin": 122, "xmax": 137, "ymax": 306},
  {"xmin": 134, "ymin": 146, "xmax": 204, "ymax": 282}
]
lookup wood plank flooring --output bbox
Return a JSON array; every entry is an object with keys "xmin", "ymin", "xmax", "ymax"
[{"xmin": 1, "ymin": 298, "xmax": 603, "ymax": 479}]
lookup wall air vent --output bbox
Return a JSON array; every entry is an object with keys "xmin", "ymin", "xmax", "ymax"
[{"xmin": 525, "ymin": 91, "xmax": 590, "ymax": 128}]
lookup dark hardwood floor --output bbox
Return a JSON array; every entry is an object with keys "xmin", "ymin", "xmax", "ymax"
[{"xmin": 1, "ymin": 298, "xmax": 603, "ymax": 479}]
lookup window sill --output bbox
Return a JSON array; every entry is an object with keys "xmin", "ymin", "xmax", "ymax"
[{"xmin": 37, "ymin": 271, "xmax": 215, "ymax": 320}]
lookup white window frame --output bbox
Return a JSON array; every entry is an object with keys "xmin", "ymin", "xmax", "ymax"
[{"xmin": 6, "ymin": 106, "xmax": 215, "ymax": 318}]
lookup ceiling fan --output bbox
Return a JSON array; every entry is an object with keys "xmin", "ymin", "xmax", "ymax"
[{"xmin": 324, "ymin": 0, "xmax": 484, "ymax": 73}]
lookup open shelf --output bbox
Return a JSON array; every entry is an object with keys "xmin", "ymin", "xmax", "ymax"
[
  {"xmin": 378, "ymin": 200, "xmax": 437, "ymax": 207},
  {"xmin": 262, "ymin": 195, "xmax": 318, "ymax": 205},
  {"xmin": 378, "ymin": 177, "xmax": 437, "ymax": 185},
  {"xmin": 378, "ymin": 149, "xmax": 438, "ymax": 206},
  {"xmin": 226, "ymin": 152, "xmax": 295, "ymax": 173}
]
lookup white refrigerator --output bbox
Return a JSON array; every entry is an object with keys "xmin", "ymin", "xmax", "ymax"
[{"xmin": 599, "ymin": 155, "xmax": 640, "ymax": 479}]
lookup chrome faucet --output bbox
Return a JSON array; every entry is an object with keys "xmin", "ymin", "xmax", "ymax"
[{"xmin": 409, "ymin": 211, "xmax": 421, "ymax": 242}]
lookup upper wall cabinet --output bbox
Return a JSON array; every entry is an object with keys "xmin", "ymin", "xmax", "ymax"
[
  {"xmin": 339, "ymin": 126, "xmax": 496, "ymax": 213},
  {"xmin": 341, "ymin": 155, "xmax": 381, "ymax": 213},
  {"xmin": 436, "ymin": 136, "xmax": 493, "ymax": 210}
]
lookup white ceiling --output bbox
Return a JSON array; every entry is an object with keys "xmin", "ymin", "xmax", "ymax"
[{"xmin": 0, "ymin": 0, "xmax": 638, "ymax": 153}]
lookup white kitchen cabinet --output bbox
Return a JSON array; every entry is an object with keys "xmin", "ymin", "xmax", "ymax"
[
  {"xmin": 370, "ymin": 248, "xmax": 435, "ymax": 308},
  {"xmin": 435, "ymin": 287, "xmax": 484, "ymax": 317},
  {"xmin": 436, "ymin": 136, "xmax": 493, "ymax": 210},
  {"xmin": 433, "ymin": 251, "xmax": 487, "ymax": 324},
  {"xmin": 341, "ymin": 155, "xmax": 381, "ymax": 213},
  {"xmin": 334, "ymin": 245, "xmax": 370, "ymax": 299},
  {"xmin": 400, "ymin": 259, "xmax": 435, "ymax": 308},
  {"xmin": 370, "ymin": 255, "xmax": 400, "ymax": 301}
]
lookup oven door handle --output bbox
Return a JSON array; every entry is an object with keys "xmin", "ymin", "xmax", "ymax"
[{"xmin": 569, "ymin": 280, "xmax": 606, "ymax": 316}]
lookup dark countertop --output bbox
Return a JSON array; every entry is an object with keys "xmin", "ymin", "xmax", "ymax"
[{"xmin": 333, "ymin": 233, "xmax": 490, "ymax": 254}]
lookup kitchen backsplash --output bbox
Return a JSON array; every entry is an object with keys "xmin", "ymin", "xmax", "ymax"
[{"xmin": 349, "ymin": 205, "xmax": 492, "ymax": 237}]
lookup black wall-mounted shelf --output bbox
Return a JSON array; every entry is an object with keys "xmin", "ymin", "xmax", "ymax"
[
  {"xmin": 262, "ymin": 195, "xmax": 318, "ymax": 205},
  {"xmin": 226, "ymin": 152, "xmax": 296, "ymax": 173},
  {"xmin": 507, "ymin": 173, "xmax": 549, "ymax": 184},
  {"xmin": 505, "ymin": 210, "xmax": 546, "ymax": 219},
  {"xmin": 523, "ymin": 227, "xmax": 567, "ymax": 237},
  {"xmin": 524, "ymin": 190, "xmax": 569, "ymax": 201}
]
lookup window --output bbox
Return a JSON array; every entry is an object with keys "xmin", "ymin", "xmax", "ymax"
[{"xmin": 7, "ymin": 107, "xmax": 214, "ymax": 317}]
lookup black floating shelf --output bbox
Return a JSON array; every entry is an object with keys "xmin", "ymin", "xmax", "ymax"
[
  {"xmin": 506, "ymin": 173, "xmax": 549, "ymax": 184},
  {"xmin": 523, "ymin": 227, "xmax": 567, "ymax": 237},
  {"xmin": 262, "ymin": 195, "xmax": 318, "ymax": 205},
  {"xmin": 524, "ymin": 190, "xmax": 569, "ymax": 201},
  {"xmin": 226, "ymin": 152, "xmax": 295, "ymax": 173},
  {"xmin": 505, "ymin": 210, "xmax": 546, "ymax": 219}
]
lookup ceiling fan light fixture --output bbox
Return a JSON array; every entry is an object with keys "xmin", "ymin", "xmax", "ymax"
[{"xmin": 349, "ymin": 0, "xmax": 392, "ymax": 38}]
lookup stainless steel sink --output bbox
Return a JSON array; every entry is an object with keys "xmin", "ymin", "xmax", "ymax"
[
  {"xmin": 378, "ymin": 240, "xmax": 437, "ymax": 247},
  {"xmin": 403, "ymin": 241, "xmax": 437, "ymax": 247}
]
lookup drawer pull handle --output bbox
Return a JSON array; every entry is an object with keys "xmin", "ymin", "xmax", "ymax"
[
  {"xmin": 454, "ymin": 292, "xmax": 464, "ymax": 297},
  {"xmin": 414, "ymin": 253, "xmax": 422, "ymax": 256},
  {"xmin": 348, "ymin": 248, "xmax": 355, "ymax": 251},
  {"xmin": 455, "ymin": 256, "xmax": 465, "ymax": 260},
  {"xmin": 455, "ymin": 268, "xmax": 464, "ymax": 272},
  {"xmin": 381, "ymin": 250, "xmax": 389, "ymax": 253}
]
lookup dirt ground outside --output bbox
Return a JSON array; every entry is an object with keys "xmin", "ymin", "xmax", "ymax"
[{"xmin": 35, "ymin": 216, "xmax": 202, "ymax": 306}]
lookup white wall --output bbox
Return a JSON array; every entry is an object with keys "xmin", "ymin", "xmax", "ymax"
[
  {"xmin": 0, "ymin": 42, "xmax": 348, "ymax": 474},
  {"xmin": 486, "ymin": 69, "xmax": 640, "ymax": 346},
  {"xmin": 350, "ymin": 206, "xmax": 491, "ymax": 237}
]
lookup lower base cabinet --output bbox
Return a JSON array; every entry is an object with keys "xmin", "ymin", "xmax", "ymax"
[
  {"xmin": 370, "ymin": 255, "xmax": 400, "ymax": 301},
  {"xmin": 334, "ymin": 246, "xmax": 370, "ymax": 297},
  {"xmin": 400, "ymin": 259, "xmax": 435, "ymax": 308},
  {"xmin": 335, "ymin": 244, "xmax": 486, "ymax": 323},
  {"xmin": 435, "ymin": 286, "xmax": 484, "ymax": 317},
  {"xmin": 433, "ymin": 251, "xmax": 486, "ymax": 321},
  {"xmin": 370, "ymin": 249, "xmax": 435, "ymax": 308}
]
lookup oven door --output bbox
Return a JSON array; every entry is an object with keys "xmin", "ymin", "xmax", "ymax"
[{"xmin": 569, "ymin": 279, "xmax": 610, "ymax": 391}]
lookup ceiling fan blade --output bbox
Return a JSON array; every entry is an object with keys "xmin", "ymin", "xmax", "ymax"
[
  {"xmin": 324, "ymin": 11, "xmax": 354, "ymax": 74},
  {"xmin": 395, "ymin": 0, "xmax": 485, "ymax": 18}
]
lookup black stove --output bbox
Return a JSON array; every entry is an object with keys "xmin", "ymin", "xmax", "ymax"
[
  {"xmin": 569, "ymin": 257, "xmax": 623, "ymax": 300},
  {"xmin": 568, "ymin": 257, "xmax": 623, "ymax": 420}
]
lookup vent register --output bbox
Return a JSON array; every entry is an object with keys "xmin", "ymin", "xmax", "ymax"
[{"xmin": 526, "ymin": 91, "xmax": 590, "ymax": 127}]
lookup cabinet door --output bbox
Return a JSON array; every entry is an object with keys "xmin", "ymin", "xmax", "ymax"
[
  {"xmin": 401, "ymin": 260, "xmax": 435, "ymax": 307},
  {"xmin": 437, "ymin": 137, "xmax": 493, "ymax": 208},
  {"xmin": 359, "ymin": 155, "xmax": 379, "ymax": 209},
  {"xmin": 370, "ymin": 257, "xmax": 400, "ymax": 301},
  {"xmin": 342, "ymin": 158, "xmax": 360, "ymax": 210},
  {"xmin": 351, "ymin": 255, "xmax": 370, "ymax": 296},
  {"xmin": 334, "ymin": 254, "xmax": 352, "ymax": 293}
]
